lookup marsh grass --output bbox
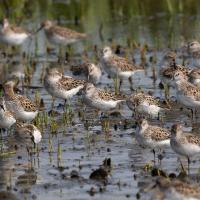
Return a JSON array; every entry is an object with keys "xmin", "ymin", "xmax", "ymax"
[
  {"xmin": 42, "ymin": 112, "xmax": 49, "ymax": 126},
  {"xmin": 48, "ymin": 135, "xmax": 53, "ymax": 154},
  {"xmin": 57, "ymin": 141, "xmax": 62, "ymax": 166},
  {"xmin": 164, "ymin": 83, "xmax": 170, "ymax": 100},
  {"xmin": 152, "ymin": 66, "xmax": 157, "ymax": 86},
  {"xmin": 114, "ymin": 77, "xmax": 119, "ymax": 95},
  {"xmin": 62, "ymin": 104, "xmax": 74, "ymax": 126},
  {"xmin": 50, "ymin": 119, "xmax": 59, "ymax": 134},
  {"xmin": 34, "ymin": 113, "xmax": 42, "ymax": 128},
  {"xmin": 0, "ymin": 150, "xmax": 16, "ymax": 157},
  {"xmin": 0, "ymin": 89, "xmax": 3, "ymax": 97},
  {"xmin": 85, "ymin": 130, "xmax": 91, "ymax": 151},
  {"xmin": 143, "ymin": 163, "xmax": 153, "ymax": 172},
  {"xmin": 140, "ymin": 44, "xmax": 147, "ymax": 68},
  {"xmin": 34, "ymin": 90, "xmax": 41, "ymax": 107},
  {"xmin": 101, "ymin": 118, "xmax": 110, "ymax": 134}
]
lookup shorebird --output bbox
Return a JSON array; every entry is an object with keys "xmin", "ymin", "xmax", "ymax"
[
  {"xmin": 173, "ymin": 70, "xmax": 200, "ymax": 118},
  {"xmin": 186, "ymin": 41, "xmax": 200, "ymax": 67},
  {"xmin": 6, "ymin": 60, "xmax": 25, "ymax": 90},
  {"xmin": 87, "ymin": 63, "xmax": 102, "ymax": 85},
  {"xmin": 145, "ymin": 177, "xmax": 200, "ymax": 200},
  {"xmin": 82, "ymin": 83, "xmax": 125, "ymax": 111},
  {"xmin": 135, "ymin": 119, "xmax": 170, "ymax": 163},
  {"xmin": 3, "ymin": 80, "xmax": 38, "ymax": 121},
  {"xmin": 170, "ymin": 124, "xmax": 200, "ymax": 173},
  {"xmin": 188, "ymin": 41, "xmax": 200, "ymax": 56},
  {"xmin": 101, "ymin": 46, "xmax": 143, "ymax": 91},
  {"xmin": 0, "ymin": 97, "xmax": 16, "ymax": 129},
  {"xmin": 15, "ymin": 122, "xmax": 42, "ymax": 154},
  {"xmin": 159, "ymin": 51, "xmax": 191, "ymax": 100},
  {"xmin": 7, "ymin": 61, "xmax": 25, "ymax": 80},
  {"xmin": 0, "ymin": 18, "xmax": 30, "ymax": 46},
  {"xmin": 188, "ymin": 68, "xmax": 200, "ymax": 87},
  {"xmin": 44, "ymin": 67, "xmax": 86, "ymax": 105},
  {"xmin": 159, "ymin": 51, "xmax": 176, "ymax": 70},
  {"xmin": 126, "ymin": 92, "xmax": 171, "ymax": 119},
  {"xmin": 160, "ymin": 63, "xmax": 190, "ymax": 88},
  {"xmin": 36, "ymin": 20, "xmax": 86, "ymax": 46},
  {"xmin": 71, "ymin": 62, "xmax": 102, "ymax": 85}
]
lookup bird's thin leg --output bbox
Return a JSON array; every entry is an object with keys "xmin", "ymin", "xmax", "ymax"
[
  {"xmin": 64, "ymin": 99, "xmax": 71, "ymax": 112},
  {"xmin": 152, "ymin": 149, "xmax": 156, "ymax": 165},
  {"xmin": 178, "ymin": 158, "xmax": 185, "ymax": 172},
  {"xmin": 187, "ymin": 157, "xmax": 191, "ymax": 175},
  {"xmin": 133, "ymin": 107, "xmax": 137, "ymax": 118},
  {"xmin": 119, "ymin": 79, "xmax": 122, "ymax": 92},
  {"xmin": 64, "ymin": 99, "xmax": 67, "ymax": 111},
  {"xmin": 26, "ymin": 147, "xmax": 30, "ymax": 162},
  {"xmin": 195, "ymin": 109, "xmax": 197, "ymax": 120},
  {"xmin": 192, "ymin": 108, "xmax": 198, "ymax": 120},
  {"xmin": 0, "ymin": 129, "xmax": 2, "ymax": 152},
  {"xmin": 157, "ymin": 149, "xmax": 164, "ymax": 166},
  {"xmin": 158, "ymin": 149, "xmax": 161, "ymax": 165},
  {"xmin": 157, "ymin": 112, "xmax": 160, "ymax": 121},
  {"xmin": 58, "ymin": 45, "xmax": 62, "ymax": 63},
  {"xmin": 21, "ymin": 77, "xmax": 25, "ymax": 94},
  {"xmin": 128, "ymin": 76, "xmax": 134, "ymax": 91},
  {"xmin": 51, "ymin": 97, "xmax": 55, "ymax": 109},
  {"xmin": 190, "ymin": 108, "xmax": 195, "ymax": 121},
  {"xmin": 68, "ymin": 45, "xmax": 71, "ymax": 56}
]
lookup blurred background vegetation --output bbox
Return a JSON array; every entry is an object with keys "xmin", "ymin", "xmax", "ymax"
[{"xmin": 0, "ymin": 0, "xmax": 200, "ymax": 48}]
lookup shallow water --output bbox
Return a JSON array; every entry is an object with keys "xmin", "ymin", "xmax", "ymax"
[{"xmin": 1, "ymin": 1, "xmax": 200, "ymax": 200}]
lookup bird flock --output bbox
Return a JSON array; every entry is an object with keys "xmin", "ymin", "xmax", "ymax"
[{"xmin": 2, "ymin": 18, "xmax": 200, "ymax": 199}]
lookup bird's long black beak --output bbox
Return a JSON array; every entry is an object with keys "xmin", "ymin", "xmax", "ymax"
[{"xmin": 0, "ymin": 105, "xmax": 5, "ymax": 111}]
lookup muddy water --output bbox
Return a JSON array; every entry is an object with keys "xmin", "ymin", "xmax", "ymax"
[{"xmin": 1, "ymin": 1, "xmax": 200, "ymax": 200}]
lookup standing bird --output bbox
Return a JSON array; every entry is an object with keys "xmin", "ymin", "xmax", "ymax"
[
  {"xmin": 182, "ymin": 41, "xmax": 200, "ymax": 67},
  {"xmin": 173, "ymin": 71, "xmax": 200, "ymax": 119},
  {"xmin": 170, "ymin": 124, "xmax": 200, "ymax": 173},
  {"xmin": 0, "ymin": 97, "xmax": 16, "ymax": 129},
  {"xmin": 159, "ymin": 51, "xmax": 176, "ymax": 69},
  {"xmin": 188, "ymin": 41, "xmax": 200, "ymax": 57},
  {"xmin": 44, "ymin": 67, "xmax": 86, "ymax": 106},
  {"xmin": 35, "ymin": 20, "xmax": 86, "ymax": 60},
  {"xmin": 135, "ymin": 119, "xmax": 170, "ymax": 163},
  {"xmin": 14, "ymin": 122, "xmax": 42, "ymax": 156},
  {"xmin": 188, "ymin": 68, "xmax": 200, "ymax": 87},
  {"xmin": 0, "ymin": 18, "xmax": 30, "ymax": 46},
  {"xmin": 70, "ymin": 62, "xmax": 102, "ymax": 85},
  {"xmin": 3, "ymin": 80, "xmax": 38, "ymax": 121},
  {"xmin": 36, "ymin": 20, "xmax": 86, "ymax": 46},
  {"xmin": 82, "ymin": 83, "xmax": 125, "ymax": 111},
  {"xmin": 87, "ymin": 63, "xmax": 102, "ymax": 85},
  {"xmin": 101, "ymin": 46, "xmax": 143, "ymax": 91},
  {"xmin": 126, "ymin": 92, "xmax": 170, "ymax": 119},
  {"xmin": 159, "ymin": 51, "xmax": 191, "ymax": 100},
  {"xmin": 160, "ymin": 64, "xmax": 190, "ymax": 88},
  {"xmin": 145, "ymin": 177, "xmax": 200, "ymax": 200}
]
